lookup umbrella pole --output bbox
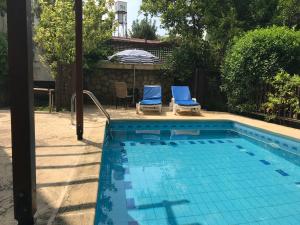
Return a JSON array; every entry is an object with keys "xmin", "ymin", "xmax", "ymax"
[{"xmin": 133, "ymin": 65, "xmax": 136, "ymax": 104}]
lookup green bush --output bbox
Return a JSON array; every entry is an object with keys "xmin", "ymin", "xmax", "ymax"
[
  {"xmin": 263, "ymin": 70, "xmax": 300, "ymax": 120},
  {"xmin": 0, "ymin": 32, "xmax": 8, "ymax": 106},
  {"xmin": 222, "ymin": 26, "xmax": 300, "ymax": 112},
  {"xmin": 165, "ymin": 38, "xmax": 213, "ymax": 82}
]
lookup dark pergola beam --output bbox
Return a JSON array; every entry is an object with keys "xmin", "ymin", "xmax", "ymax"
[
  {"xmin": 75, "ymin": 0, "xmax": 84, "ymax": 140},
  {"xmin": 7, "ymin": 0, "xmax": 36, "ymax": 224}
]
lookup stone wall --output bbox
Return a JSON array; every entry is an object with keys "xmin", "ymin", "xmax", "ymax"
[{"xmin": 86, "ymin": 67, "xmax": 173, "ymax": 105}]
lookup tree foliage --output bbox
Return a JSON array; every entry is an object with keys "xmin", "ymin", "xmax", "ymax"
[
  {"xmin": 141, "ymin": 0, "xmax": 297, "ymax": 70},
  {"xmin": 141, "ymin": 0, "xmax": 300, "ymax": 61},
  {"xmin": 34, "ymin": 0, "xmax": 115, "ymax": 77},
  {"xmin": 273, "ymin": 0, "xmax": 300, "ymax": 29},
  {"xmin": 203, "ymin": 0, "xmax": 280, "ymax": 54},
  {"xmin": 142, "ymin": 0, "xmax": 300, "ymax": 55},
  {"xmin": 130, "ymin": 17, "xmax": 158, "ymax": 40},
  {"xmin": 165, "ymin": 38, "xmax": 213, "ymax": 81},
  {"xmin": 222, "ymin": 26, "xmax": 300, "ymax": 112},
  {"xmin": 141, "ymin": 0, "xmax": 205, "ymax": 38},
  {"xmin": 263, "ymin": 71, "xmax": 300, "ymax": 120},
  {"xmin": 141, "ymin": 0, "xmax": 211, "ymax": 80},
  {"xmin": 141, "ymin": 1, "xmax": 300, "ymax": 112}
]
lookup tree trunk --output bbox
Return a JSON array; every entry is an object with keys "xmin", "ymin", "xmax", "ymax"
[{"xmin": 55, "ymin": 63, "xmax": 75, "ymax": 111}]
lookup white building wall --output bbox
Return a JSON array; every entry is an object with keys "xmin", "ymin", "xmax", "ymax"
[
  {"xmin": 33, "ymin": 50, "xmax": 54, "ymax": 81},
  {"xmin": 1, "ymin": 13, "xmax": 53, "ymax": 82}
]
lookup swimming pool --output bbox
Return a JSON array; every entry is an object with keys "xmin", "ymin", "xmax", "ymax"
[{"xmin": 95, "ymin": 120, "xmax": 300, "ymax": 225}]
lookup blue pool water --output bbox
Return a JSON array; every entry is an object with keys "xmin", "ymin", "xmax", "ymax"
[{"xmin": 95, "ymin": 121, "xmax": 300, "ymax": 225}]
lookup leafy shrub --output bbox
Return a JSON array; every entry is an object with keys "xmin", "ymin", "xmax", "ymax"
[
  {"xmin": 165, "ymin": 38, "xmax": 215, "ymax": 82},
  {"xmin": 164, "ymin": 37, "xmax": 226, "ymax": 110},
  {"xmin": 0, "ymin": 32, "xmax": 8, "ymax": 106},
  {"xmin": 263, "ymin": 70, "xmax": 300, "ymax": 120},
  {"xmin": 222, "ymin": 26, "xmax": 300, "ymax": 112}
]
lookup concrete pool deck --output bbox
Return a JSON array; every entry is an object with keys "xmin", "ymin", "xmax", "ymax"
[{"xmin": 1, "ymin": 106, "xmax": 300, "ymax": 225}]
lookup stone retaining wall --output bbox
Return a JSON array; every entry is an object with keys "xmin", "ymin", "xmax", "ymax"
[{"xmin": 86, "ymin": 68, "xmax": 173, "ymax": 105}]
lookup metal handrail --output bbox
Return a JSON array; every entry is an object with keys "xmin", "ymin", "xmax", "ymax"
[{"xmin": 71, "ymin": 90, "xmax": 110, "ymax": 125}]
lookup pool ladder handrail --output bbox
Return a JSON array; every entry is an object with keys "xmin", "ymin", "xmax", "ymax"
[{"xmin": 71, "ymin": 90, "xmax": 111, "ymax": 125}]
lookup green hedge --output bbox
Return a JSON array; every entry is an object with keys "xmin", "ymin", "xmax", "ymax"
[
  {"xmin": 263, "ymin": 70, "xmax": 300, "ymax": 120},
  {"xmin": 0, "ymin": 32, "xmax": 8, "ymax": 106},
  {"xmin": 221, "ymin": 26, "xmax": 300, "ymax": 112}
]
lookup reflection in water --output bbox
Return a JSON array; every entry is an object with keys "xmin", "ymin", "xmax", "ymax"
[
  {"xmin": 96, "ymin": 146, "xmax": 122, "ymax": 225},
  {"xmin": 171, "ymin": 130, "xmax": 201, "ymax": 140},
  {"xmin": 112, "ymin": 129, "xmax": 240, "ymax": 142},
  {"xmin": 95, "ymin": 140, "xmax": 203, "ymax": 225},
  {"xmin": 137, "ymin": 200, "xmax": 201, "ymax": 225},
  {"xmin": 136, "ymin": 129, "xmax": 161, "ymax": 141}
]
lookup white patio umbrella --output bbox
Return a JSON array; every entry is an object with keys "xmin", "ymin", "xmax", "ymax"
[{"xmin": 108, "ymin": 49, "xmax": 160, "ymax": 103}]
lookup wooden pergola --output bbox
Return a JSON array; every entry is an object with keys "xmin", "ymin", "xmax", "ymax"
[{"xmin": 7, "ymin": 0, "xmax": 84, "ymax": 224}]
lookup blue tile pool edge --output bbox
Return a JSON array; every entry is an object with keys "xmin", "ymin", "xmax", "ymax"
[
  {"xmin": 109, "ymin": 119, "xmax": 300, "ymax": 147},
  {"xmin": 110, "ymin": 119, "xmax": 299, "ymax": 140},
  {"xmin": 94, "ymin": 120, "xmax": 110, "ymax": 225},
  {"xmin": 232, "ymin": 120, "xmax": 300, "ymax": 144},
  {"xmin": 110, "ymin": 119, "xmax": 235, "ymax": 131},
  {"xmin": 232, "ymin": 121, "xmax": 300, "ymax": 156},
  {"xmin": 109, "ymin": 119, "xmax": 300, "ymax": 156}
]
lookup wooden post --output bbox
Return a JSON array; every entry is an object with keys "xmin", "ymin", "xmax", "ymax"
[
  {"xmin": 7, "ymin": 0, "xmax": 36, "ymax": 224},
  {"xmin": 75, "ymin": 0, "xmax": 83, "ymax": 140}
]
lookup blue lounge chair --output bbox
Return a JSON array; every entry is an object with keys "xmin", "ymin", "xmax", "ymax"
[
  {"xmin": 171, "ymin": 86, "xmax": 201, "ymax": 114},
  {"xmin": 136, "ymin": 85, "xmax": 162, "ymax": 114}
]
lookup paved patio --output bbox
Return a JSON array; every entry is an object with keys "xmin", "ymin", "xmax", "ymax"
[{"xmin": 1, "ymin": 106, "xmax": 300, "ymax": 225}]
